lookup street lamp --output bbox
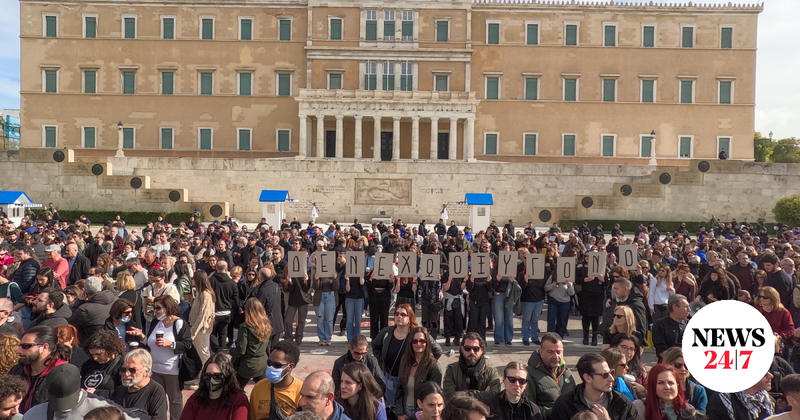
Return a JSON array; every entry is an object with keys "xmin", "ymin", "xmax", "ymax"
[
  {"xmin": 649, "ymin": 129, "xmax": 657, "ymax": 166},
  {"xmin": 115, "ymin": 121, "xmax": 125, "ymax": 157},
  {"xmin": 769, "ymin": 131, "xmax": 774, "ymax": 141}
]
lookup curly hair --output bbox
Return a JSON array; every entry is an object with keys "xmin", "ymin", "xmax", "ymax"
[
  {"xmin": 0, "ymin": 333, "xmax": 20, "ymax": 375},
  {"xmin": 85, "ymin": 329, "xmax": 126, "ymax": 356}
]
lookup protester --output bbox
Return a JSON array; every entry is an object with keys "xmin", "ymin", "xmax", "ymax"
[
  {"xmin": 231, "ymin": 297, "xmax": 272, "ymax": 387},
  {"xmin": 22, "ymin": 363, "xmax": 126, "ymax": 419},
  {"xmin": 69, "ymin": 276, "xmax": 116, "ymax": 345},
  {"xmin": 660, "ymin": 347, "xmax": 708, "ymax": 413},
  {"xmin": 336, "ymin": 362, "xmax": 387, "ymax": 420},
  {"xmin": 332, "ymin": 335, "xmax": 386, "ymax": 396},
  {"xmin": 650, "ymin": 294, "xmax": 689, "ymax": 361},
  {"xmin": 523, "ymin": 332, "xmax": 575, "ymax": 416},
  {"xmin": 707, "ymin": 371, "xmax": 775, "ymax": 420},
  {"xmin": 476, "ymin": 361, "xmax": 543, "ymax": 420},
  {"xmin": 0, "ymin": 374, "xmax": 26, "ymax": 420},
  {"xmin": 249, "ymin": 340, "xmax": 303, "ymax": 419},
  {"xmin": 80, "ymin": 329, "xmax": 125, "ymax": 399},
  {"xmin": 767, "ymin": 374, "xmax": 800, "ymax": 419},
  {"xmin": 298, "ymin": 371, "xmax": 352, "ymax": 420},
  {"xmin": 644, "ymin": 363, "xmax": 704, "ymax": 420},
  {"xmin": 111, "ymin": 349, "xmax": 169, "ymax": 420},
  {"xmin": 180, "ymin": 352, "xmax": 249, "ymax": 420},
  {"xmin": 395, "ymin": 327, "xmax": 442, "ymax": 419},
  {"xmin": 442, "ymin": 332, "xmax": 501, "ymax": 396},
  {"xmin": 189, "ymin": 270, "xmax": 216, "ymax": 365},
  {"xmin": 441, "ymin": 393, "xmax": 490, "ymax": 420},
  {"xmin": 10, "ymin": 325, "xmax": 71, "ymax": 413}
]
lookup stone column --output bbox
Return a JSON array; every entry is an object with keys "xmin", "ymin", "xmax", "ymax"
[
  {"xmin": 411, "ymin": 116, "xmax": 420, "ymax": 160},
  {"xmin": 465, "ymin": 116, "xmax": 475, "ymax": 161},
  {"xmin": 392, "ymin": 117, "xmax": 400, "ymax": 161},
  {"xmin": 354, "ymin": 115, "xmax": 363, "ymax": 159},
  {"xmin": 449, "ymin": 117, "xmax": 458, "ymax": 160},
  {"xmin": 430, "ymin": 117, "xmax": 439, "ymax": 160},
  {"xmin": 316, "ymin": 115, "xmax": 325, "ymax": 158},
  {"xmin": 297, "ymin": 115, "xmax": 308, "ymax": 158},
  {"xmin": 335, "ymin": 115, "xmax": 343, "ymax": 158},
  {"xmin": 373, "ymin": 116, "xmax": 381, "ymax": 161}
]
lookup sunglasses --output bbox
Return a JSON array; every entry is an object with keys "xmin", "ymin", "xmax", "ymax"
[
  {"xmin": 591, "ymin": 372, "xmax": 613, "ymax": 379},
  {"xmin": 613, "ymin": 314, "xmax": 625, "ymax": 319},
  {"xmin": 204, "ymin": 373, "xmax": 225, "ymax": 381},
  {"xmin": 462, "ymin": 346, "xmax": 481, "ymax": 353},
  {"xmin": 351, "ymin": 350, "xmax": 368, "ymax": 357},
  {"xmin": 19, "ymin": 342, "xmax": 41, "ymax": 350},
  {"xmin": 394, "ymin": 312, "xmax": 409, "ymax": 318},
  {"xmin": 154, "ymin": 306, "xmax": 164, "ymax": 310},
  {"xmin": 412, "ymin": 339, "xmax": 427, "ymax": 345},
  {"xmin": 120, "ymin": 367, "xmax": 139, "ymax": 374},
  {"xmin": 267, "ymin": 360, "xmax": 289, "ymax": 369},
  {"xmin": 506, "ymin": 376, "xmax": 528, "ymax": 385}
]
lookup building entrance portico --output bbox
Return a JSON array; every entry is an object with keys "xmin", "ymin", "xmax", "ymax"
[{"xmin": 297, "ymin": 89, "xmax": 478, "ymax": 161}]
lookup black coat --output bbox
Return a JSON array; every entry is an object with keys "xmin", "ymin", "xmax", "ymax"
[
  {"xmin": 68, "ymin": 254, "xmax": 91, "ymax": 285},
  {"xmin": 13, "ymin": 258, "xmax": 39, "ymax": 294},
  {"xmin": 69, "ymin": 289, "xmax": 118, "ymax": 346},
  {"xmin": 243, "ymin": 278, "xmax": 284, "ymax": 339},
  {"xmin": 477, "ymin": 390, "xmax": 543, "ymax": 420},
  {"xmin": 550, "ymin": 384, "xmax": 639, "ymax": 420},
  {"xmin": 576, "ymin": 267, "xmax": 606, "ymax": 317}
]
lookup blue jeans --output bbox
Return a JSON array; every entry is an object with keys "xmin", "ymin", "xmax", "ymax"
[
  {"xmin": 491, "ymin": 293, "xmax": 514, "ymax": 344},
  {"xmin": 315, "ymin": 292, "xmax": 336, "ymax": 341},
  {"xmin": 521, "ymin": 300, "xmax": 544, "ymax": 342},
  {"xmin": 547, "ymin": 299, "xmax": 571, "ymax": 337},
  {"xmin": 345, "ymin": 297, "xmax": 364, "ymax": 341}
]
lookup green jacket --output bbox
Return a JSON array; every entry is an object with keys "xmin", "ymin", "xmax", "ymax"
[
  {"xmin": 442, "ymin": 356, "xmax": 501, "ymax": 397},
  {"xmin": 523, "ymin": 351, "xmax": 576, "ymax": 416},
  {"xmin": 231, "ymin": 324, "xmax": 269, "ymax": 379}
]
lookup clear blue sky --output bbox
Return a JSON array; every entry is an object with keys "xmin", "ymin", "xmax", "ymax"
[{"xmin": 0, "ymin": 0, "xmax": 796, "ymax": 138}]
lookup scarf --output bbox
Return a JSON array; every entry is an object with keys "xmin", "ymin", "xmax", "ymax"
[
  {"xmin": 719, "ymin": 390, "xmax": 774, "ymax": 419},
  {"xmin": 458, "ymin": 354, "xmax": 485, "ymax": 391}
]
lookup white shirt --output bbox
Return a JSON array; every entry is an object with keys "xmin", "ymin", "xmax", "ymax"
[
  {"xmin": 148, "ymin": 319, "xmax": 180, "ymax": 375},
  {"xmin": 648, "ymin": 275, "xmax": 673, "ymax": 307}
]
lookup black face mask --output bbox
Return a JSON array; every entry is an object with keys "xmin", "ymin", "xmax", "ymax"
[{"xmin": 206, "ymin": 378, "xmax": 224, "ymax": 392}]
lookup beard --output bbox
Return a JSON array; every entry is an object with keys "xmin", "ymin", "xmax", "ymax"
[
  {"xmin": 17, "ymin": 351, "xmax": 40, "ymax": 365},
  {"xmin": 121, "ymin": 377, "xmax": 140, "ymax": 388}
]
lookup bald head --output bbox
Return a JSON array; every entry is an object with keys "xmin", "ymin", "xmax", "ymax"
[
  {"xmin": 299, "ymin": 370, "xmax": 335, "ymax": 418},
  {"xmin": 0, "ymin": 297, "xmax": 13, "ymax": 312},
  {"xmin": 216, "ymin": 260, "xmax": 228, "ymax": 272},
  {"xmin": 306, "ymin": 370, "xmax": 334, "ymax": 395}
]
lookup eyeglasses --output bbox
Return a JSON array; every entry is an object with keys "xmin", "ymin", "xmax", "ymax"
[
  {"xmin": 591, "ymin": 371, "xmax": 613, "ymax": 379},
  {"xmin": 506, "ymin": 376, "xmax": 528, "ymax": 385},
  {"xmin": 412, "ymin": 339, "xmax": 427, "ymax": 345},
  {"xmin": 154, "ymin": 306, "xmax": 164, "ymax": 311},
  {"xmin": 613, "ymin": 314, "xmax": 625, "ymax": 319},
  {"xmin": 122, "ymin": 310, "xmax": 133, "ymax": 315},
  {"xmin": 462, "ymin": 346, "xmax": 482, "ymax": 353},
  {"xmin": 618, "ymin": 363, "xmax": 628, "ymax": 369},
  {"xmin": 673, "ymin": 362, "xmax": 686, "ymax": 369},
  {"xmin": 204, "ymin": 373, "xmax": 225, "ymax": 381},
  {"xmin": 394, "ymin": 312, "xmax": 409, "ymax": 318},
  {"xmin": 759, "ymin": 295, "xmax": 768, "ymax": 299},
  {"xmin": 19, "ymin": 342, "xmax": 41, "ymax": 350},
  {"xmin": 267, "ymin": 360, "xmax": 289, "ymax": 369},
  {"xmin": 351, "ymin": 350, "xmax": 368, "ymax": 357},
  {"xmin": 120, "ymin": 367, "xmax": 139, "ymax": 374}
]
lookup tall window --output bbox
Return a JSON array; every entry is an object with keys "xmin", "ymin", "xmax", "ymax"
[
  {"xmin": 601, "ymin": 135, "xmax": 615, "ymax": 157},
  {"xmin": 487, "ymin": 22, "xmax": 500, "ymax": 45},
  {"xmin": 122, "ymin": 71, "xmax": 135, "ymax": 94},
  {"xmin": 162, "ymin": 17, "xmax": 175, "ymax": 39},
  {"xmin": 720, "ymin": 27, "xmax": 733, "ymax": 49},
  {"xmin": 43, "ymin": 70, "xmax": 57, "ymax": 93},
  {"xmin": 365, "ymin": 10, "xmax": 377, "ymax": 41},
  {"xmin": 436, "ymin": 20, "xmax": 448, "ymax": 42},
  {"xmin": 718, "ymin": 80, "xmax": 733, "ymax": 104},
  {"xmin": 384, "ymin": 10, "xmax": 395, "ymax": 41},
  {"xmin": 160, "ymin": 128, "xmax": 173, "ymax": 150},
  {"xmin": 563, "ymin": 134, "xmax": 576, "ymax": 156},
  {"xmin": 484, "ymin": 133, "xmax": 498, "ymax": 155},
  {"xmin": 200, "ymin": 72, "xmax": 213, "ymax": 95},
  {"xmin": 330, "ymin": 18, "xmax": 342, "ymax": 40},
  {"xmin": 523, "ymin": 133, "xmax": 537, "ymax": 155},
  {"xmin": 277, "ymin": 129, "xmax": 291, "ymax": 151},
  {"xmin": 43, "ymin": 126, "xmax": 57, "ymax": 147},
  {"xmin": 123, "ymin": 16, "xmax": 136, "ymax": 39},
  {"xmin": 641, "ymin": 79, "xmax": 655, "ymax": 103},
  {"xmin": 526, "ymin": 23, "xmax": 539, "ymax": 45},
  {"xmin": 83, "ymin": 127, "xmax": 95, "ymax": 148},
  {"xmin": 382, "ymin": 62, "xmax": 395, "ymax": 90},
  {"xmin": 239, "ymin": 72, "xmax": 252, "ymax": 96},
  {"xmin": 400, "ymin": 62, "xmax": 413, "ymax": 91},
  {"xmin": 161, "ymin": 71, "xmax": 174, "ymax": 95},
  {"xmin": 201, "ymin": 18, "xmax": 214, "ymax": 40},
  {"xmin": 640, "ymin": 135, "xmax": 654, "ymax": 157},
  {"xmin": 642, "ymin": 25, "xmax": 655, "ymax": 47},
  {"xmin": 238, "ymin": 129, "xmax": 251, "ymax": 151},
  {"xmin": 525, "ymin": 77, "xmax": 538, "ymax": 100},
  {"xmin": 434, "ymin": 75, "xmax": 449, "ymax": 92},
  {"xmin": 679, "ymin": 136, "xmax": 692, "ymax": 158},
  {"xmin": 240, "ymin": 18, "xmax": 252, "ymax": 40},
  {"xmin": 563, "ymin": 78, "xmax": 578, "ymax": 101},
  {"xmin": 279, "ymin": 19, "xmax": 291, "ymax": 41},
  {"xmin": 199, "ymin": 128, "xmax": 213, "ymax": 150},
  {"xmin": 122, "ymin": 127, "xmax": 135, "ymax": 149},
  {"xmin": 84, "ymin": 16, "xmax": 96, "ymax": 38},
  {"xmin": 681, "ymin": 26, "xmax": 694, "ymax": 48},
  {"xmin": 603, "ymin": 24, "xmax": 616, "ymax": 47},
  {"xmin": 401, "ymin": 11, "xmax": 413, "ymax": 41},
  {"xmin": 83, "ymin": 70, "xmax": 96, "ymax": 93},
  {"xmin": 565, "ymin": 23, "xmax": 578, "ymax": 46},
  {"xmin": 485, "ymin": 76, "xmax": 499, "ymax": 100},
  {"xmin": 45, "ymin": 15, "xmax": 57, "ymax": 37},
  {"xmin": 277, "ymin": 73, "xmax": 292, "ymax": 96},
  {"xmin": 718, "ymin": 137, "xmax": 731, "ymax": 157},
  {"xmin": 680, "ymin": 80, "xmax": 694, "ymax": 104},
  {"xmin": 602, "ymin": 79, "xmax": 616, "ymax": 102},
  {"xmin": 328, "ymin": 73, "xmax": 342, "ymax": 89},
  {"xmin": 364, "ymin": 62, "xmax": 377, "ymax": 90}
]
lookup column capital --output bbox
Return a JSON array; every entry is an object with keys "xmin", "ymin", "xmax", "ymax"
[
  {"xmin": 411, "ymin": 115, "xmax": 420, "ymax": 121},
  {"xmin": 335, "ymin": 114, "xmax": 344, "ymax": 120},
  {"xmin": 354, "ymin": 115, "xmax": 363, "ymax": 121},
  {"xmin": 392, "ymin": 116, "xmax": 401, "ymax": 122}
]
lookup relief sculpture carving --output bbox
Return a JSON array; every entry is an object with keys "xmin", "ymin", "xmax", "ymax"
[{"xmin": 354, "ymin": 179, "xmax": 412, "ymax": 205}]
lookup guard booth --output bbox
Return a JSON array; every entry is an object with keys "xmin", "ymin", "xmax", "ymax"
[
  {"xmin": 259, "ymin": 190, "xmax": 289, "ymax": 228},
  {"xmin": 465, "ymin": 193, "xmax": 493, "ymax": 231},
  {"xmin": 0, "ymin": 191, "xmax": 42, "ymax": 226}
]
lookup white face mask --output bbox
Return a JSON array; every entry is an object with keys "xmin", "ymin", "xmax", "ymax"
[{"xmin": 156, "ymin": 313, "xmax": 167, "ymax": 321}]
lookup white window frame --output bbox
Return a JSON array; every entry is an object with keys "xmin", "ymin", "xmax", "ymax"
[
  {"xmin": 121, "ymin": 126, "xmax": 136, "ymax": 149},
  {"xmin": 160, "ymin": 15, "xmax": 176, "ymax": 39},
  {"xmin": 237, "ymin": 128, "xmax": 252, "ymax": 151},
  {"xmin": 121, "ymin": 14, "xmax": 137, "ymax": 39},
  {"xmin": 382, "ymin": 62, "xmax": 395, "ymax": 91},
  {"xmin": 522, "ymin": 132, "xmax": 538, "ymax": 155},
  {"xmin": 81, "ymin": 126, "xmax": 95, "ymax": 148},
  {"xmin": 362, "ymin": 61, "xmax": 378, "ymax": 90},
  {"xmin": 483, "ymin": 132, "xmax": 499, "ymax": 155},
  {"xmin": 400, "ymin": 61, "xmax": 416, "ymax": 91},
  {"xmin": 237, "ymin": 71, "xmax": 253, "ymax": 95},
  {"xmin": 524, "ymin": 21, "xmax": 540, "ymax": 45},
  {"xmin": 485, "ymin": 20, "xmax": 501, "ymax": 44},
  {"xmin": 275, "ymin": 128, "xmax": 292, "ymax": 151},
  {"xmin": 43, "ymin": 13, "xmax": 58, "ymax": 37},
  {"xmin": 562, "ymin": 77, "xmax": 580, "ymax": 101},
  {"xmin": 564, "ymin": 21, "xmax": 580, "ymax": 46},
  {"xmin": 640, "ymin": 78, "xmax": 657, "ymax": 102},
  {"xmin": 484, "ymin": 75, "xmax": 501, "ymax": 100},
  {"xmin": 433, "ymin": 74, "xmax": 450, "ymax": 92},
  {"xmin": 160, "ymin": 127, "xmax": 174, "ymax": 150},
  {"xmin": 198, "ymin": 127, "xmax": 214, "ymax": 150},
  {"xmin": 199, "ymin": 15, "xmax": 215, "ymax": 40},
  {"xmin": 276, "ymin": 72, "xmax": 293, "ymax": 96},
  {"xmin": 435, "ymin": 19, "xmax": 450, "ymax": 42},
  {"xmin": 718, "ymin": 79, "xmax": 735, "ymax": 104},
  {"xmin": 41, "ymin": 68, "xmax": 59, "ymax": 93},
  {"xmin": 524, "ymin": 76, "xmax": 539, "ymax": 100},
  {"xmin": 198, "ymin": 71, "xmax": 214, "ymax": 95},
  {"xmin": 238, "ymin": 16, "xmax": 254, "ymax": 40},
  {"xmin": 679, "ymin": 79, "xmax": 695, "ymax": 104},
  {"xmin": 328, "ymin": 16, "xmax": 343, "ymax": 40},
  {"xmin": 602, "ymin": 78, "xmax": 617, "ymax": 102},
  {"xmin": 82, "ymin": 14, "xmax": 98, "ymax": 38},
  {"xmin": 82, "ymin": 69, "xmax": 97, "ymax": 94},
  {"xmin": 562, "ymin": 133, "xmax": 577, "ymax": 156},
  {"xmin": 717, "ymin": 136, "xmax": 732, "ymax": 157},
  {"xmin": 641, "ymin": 24, "xmax": 657, "ymax": 47},
  {"xmin": 603, "ymin": 22, "xmax": 618, "ymax": 47},
  {"xmin": 383, "ymin": 10, "xmax": 396, "ymax": 41},
  {"xmin": 681, "ymin": 24, "xmax": 696, "ymax": 48},
  {"xmin": 677, "ymin": 135, "xmax": 694, "ymax": 158},
  {"xmin": 277, "ymin": 16, "xmax": 293, "ymax": 41},
  {"xmin": 401, "ymin": 10, "xmax": 413, "ymax": 41},
  {"xmin": 639, "ymin": 134, "xmax": 654, "ymax": 157},
  {"xmin": 601, "ymin": 133, "xmax": 616, "ymax": 157},
  {"xmin": 327, "ymin": 72, "xmax": 343, "ymax": 90},
  {"xmin": 42, "ymin": 125, "xmax": 58, "ymax": 147},
  {"xmin": 720, "ymin": 25, "xmax": 735, "ymax": 48}
]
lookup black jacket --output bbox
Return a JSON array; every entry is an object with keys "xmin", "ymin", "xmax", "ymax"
[
  {"xmin": 707, "ymin": 390, "xmax": 774, "ymax": 420},
  {"xmin": 30, "ymin": 303, "xmax": 72, "ymax": 329},
  {"xmin": 651, "ymin": 316, "xmax": 687, "ymax": 360},
  {"xmin": 13, "ymin": 258, "xmax": 39, "ymax": 294},
  {"xmin": 332, "ymin": 351, "xmax": 387, "ymax": 395},
  {"xmin": 550, "ymin": 384, "xmax": 639, "ymax": 420},
  {"xmin": 69, "ymin": 289, "xmax": 117, "ymax": 345},
  {"xmin": 209, "ymin": 272, "xmax": 238, "ymax": 312},
  {"xmin": 477, "ymin": 390, "xmax": 543, "ymax": 420},
  {"xmin": 372, "ymin": 326, "xmax": 443, "ymax": 372},
  {"xmin": 243, "ymin": 278, "xmax": 284, "ymax": 339},
  {"xmin": 604, "ymin": 288, "xmax": 648, "ymax": 339},
  {"xmin": 68, "ymin": 254, "xmax": 91, "ymax": 285}
]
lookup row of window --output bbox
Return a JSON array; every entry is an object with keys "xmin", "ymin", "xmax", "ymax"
[
  {"xmin": 41, "ymin": 126, "xmax": 291, "ymax": 151},
  {"xmin": 40, "ymin": 12, "xmax": 736, "ymax": 49},
  {"xmin": 481, "ymin": 133, "xmax": 732, "ymax": 158}
]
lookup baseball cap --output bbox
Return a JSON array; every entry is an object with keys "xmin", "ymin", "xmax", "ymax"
[
  {"xmin": 45, "ymin": 244, "xmax": 61, "ymax": 253},
  {"xmin": 47, "ymin": 363, "xmax": 81, "ymax": 411}
]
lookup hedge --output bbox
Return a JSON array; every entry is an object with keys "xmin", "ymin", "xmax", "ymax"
[
  {"xmin": 558, "ymin": 219, "xmax": 778, "ymax": 235},
  {"xmin": 27, "ymin": 209, "xmax": 195, "ymax": 226}
]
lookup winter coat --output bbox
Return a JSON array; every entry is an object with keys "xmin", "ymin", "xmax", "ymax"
[
  {"xmin": 523, "ymin": 351, "xmax": 576, "ymax": 414},
  {"xmin": 442, "ymin": 356, "xmax": 501, "ymax": 397},
  {"xmin": 69, "ymin": 289, "xmax": 117, "ymax": 345},
  {"xmin": 549, "ymin": 384, "xmax": 639, "ymax": 420}
]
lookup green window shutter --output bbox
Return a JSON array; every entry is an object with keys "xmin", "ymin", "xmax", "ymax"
[
  {"xmin": 436, "ymin": 21, "xmax": 448, "ymax": 42},
  {"xmin": 641, "ymin": 80, "xmax": 654, "ymax": 103},
  {"xmin": 278, "ymin": 74, "xmax": 291, "ymax": 96},
  {"xmin": 435, "ymin": 75, "xmax": 448, "ymax": 92},
  {"xmin": 603, "ymin": 79, "xmax": 615, "ymax": 102},
  {"xmin": 384, "ymin": 20, "xmax": 395, "ymax": 40},
  {"xmin": 240, "ymin": 19, "xmax": 252, "ymax": 40},
  {"xmin": 84, "ymin": 71, "xmax": 96, "ymax": 94},
  {"xmin": 330, "ymin": 19, "xmax": 342, "ymax": 40},
  {"xmin": 45, "ymin": 16, "xmax": 57, "ymax": 37},
  {"xmin": 525, "ymin": 77, "xmax": 538, "ymax": 100},
  {"xmin": 564, "ymin": 78, "xmax": 577, "ymax": 101},
  {"xmin": 400, "ymin": 75, "xmax": 412, "ymax": 91},
  {"xmin": 161, "ymin": 72, "xmax": 173, "ymax": 95},
  {"xmin": 124, "ymin": 18, "xmax": 135, "ymax": 39},
  {"xmin": 485, "ymin": 134, "xmax": 498, "ymax": 155},
  {"xmin": 162, "ymin": 18, "xmax": 174, "ymax": 39},
  {"xmin": 679, "ymin": 137, "xmax": 692, "ymax": 157},
  {"xmin": 643, "ymin": 26, "xmax": 655, "ymax": 47},
  {"xmin": 721, "ymin": 27, "xmax": 732, "ymax": 49},
  {"xmin": 487, "ymin": 23, "xmax": 499, "ymax": 44},
  {"xmin": 682, "ymin": 26, "xmax": 693, "ymax": 48},
  {"xmin": 199, "ymin": 129, "xmax": 212, "ymax": 150},
  {"xmin": 382, "ymin": 75, "xmax": 395, "ymax": 91},
  {"xmin": 161, "ymin": 128, "xmax": 173, "ymax": 149},
  {"xmin": 85, "ymin": 17, "xmax": 96, "ymax": 38},
  {"xmin": 602, "ymin": 135, "xmax": 615, "ymax": 157},
  {"xmin": 718, "ymin": 137, "xmax": 730, "ymax": 156},
  {"xmin": 524, "ymin": 134, "xmax": 537, "ymax": 155},
  {"xmin": 122, "ymin": 127, "xmax": 134, "ymax": 148},
  {"xmin": 279, "ymin": 19, "xmax": 292, "ymax": 41},
  {"xmin": 239, "ymin": 73, "xmax": 251, "ymax": 96},
  {"xmin": 329, "ymin": 73, "xmax": 341, "ymax": 89},
  {"xmin": 44, "ymin": 70, "xmax": 57, "ymax": 93},
  {"xmin": 277, "ymin": 130, "xmax": 290, "ymax": 151},
  {"xmin": 202, "ymin": 19, "xmax": 213, "ymax": 39},
  {"xmin": 83, "ymin": 127, "xmax": 95, "ymax": 148},
  {"xmin": 526, "ymin": 24, "xmax": 538, "ymax": 45},
  {"xmin": 604, "ymin": 25, "xmax": 616, "ymax": 46},
  {"xmin": 563, "ymin": 135, "xmax": 576, "ymax": 156},
  {"xmin": 200, "ymin": 72, "xmax": 213, "ymax": 95},
  {"xmin": 486, "ymin": 77, "xmax": 498, "ymax": 100},
  {"xmin": 719, "ymin": 81, "xmax": 732, "ymax": 104},
  {"xmin": 680, "ymin": 80, "xmax": 693, "ymax": 103},
  {"xmin": 565, "ymin": 24, "xmax": 577, "ymax": 45},
  {"xmin": 641, "ymin": 136, "xmax": 653, "ymax": 157},
  {"xmin": 44, "ymin": 126, "xmax": 57, "ymax": 147},
  {"xmin": 402, "ymin": 21, "xmax": 413, "ymax": 40},
  {"xmin": 365, "ymin": 20, "xmax": 377, "ymax": 40},
  {"xmin": 238, "ymin": 130, "xmax": 251, "ymax": 150},
  {"xmin": 364, "ymin": 75, "xmax": 376, "ymax": 91}
]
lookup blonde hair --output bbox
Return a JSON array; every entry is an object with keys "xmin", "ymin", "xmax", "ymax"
[
  {"xmin": 0, "ymin": 333, "xmax": 20, "ymax": 375},
  {"xmin": 759, "ymin": 286, "xmax": 783, "ymax": 311},
  {"xmin": 610, "ymin": 305, "xmax": 636, "ymax": 335},
  {"xmin": 116, "ymin": 272, "xmax": 136, "ymax": 292},
  {"xmin": 243, "ymin": 298, "xmax": 272, "ymax": 342}
]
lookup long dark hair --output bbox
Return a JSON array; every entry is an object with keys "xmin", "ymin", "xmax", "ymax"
[
  {"xmin": 398, "ymin": 327, "xmax": 434, "ymax": 387},
  {"xmin": 26, "ymin": 325, "xmax": 71, "ymax": 364},
  {"xmin": 192, "ymin": 270, "xmax": 216, "ymax": 304},
  {"xmin": 34, "ymin": 268, "xmax": 59, "ymax": 292},
  {"xmin": 337, "ymin": 362, "xmax": 382, "ymax": 420},
  {"xmin": 195, "ymin": 352, "xmax": 241, "ymax": 405}
]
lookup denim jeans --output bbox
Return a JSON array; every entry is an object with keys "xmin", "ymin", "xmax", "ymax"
[
  {"xmin": 547, "ymin": 299, "xmax": 571, "ymax": 337},
  {"xmin": 491, "ymin": 293, "xmax": 514, "ymax": 344},
  {"xmin": 345, "ymin": 297, "xmax": 365, "ymax": 341},
  {"xmin": 521, "ymin": 300, "xmax": 544, "ymax": 342},
  {"xmin": 315, "ymin": 291, "xmax": 336, "ymax": 341}
]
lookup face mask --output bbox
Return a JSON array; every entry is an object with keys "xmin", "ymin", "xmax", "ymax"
[
  {"xmin": 156, "ymin": 313, "xmax": 167, "ymax": 321},
  {"xmin": 206, "ymin": 378, "xmax": 224, "ymax": 391},
  {"xmin": 120, "ymin": 316, "xmax": 131, "ymax": 324},
  {"xmin": 265, "ymin": 365, "xmax": 287, "ymax": 383}
]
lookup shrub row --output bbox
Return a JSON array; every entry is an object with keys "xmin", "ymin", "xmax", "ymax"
[{"xmin": 28, "ymin": 209, "xmax": 195, "ymax": 226}]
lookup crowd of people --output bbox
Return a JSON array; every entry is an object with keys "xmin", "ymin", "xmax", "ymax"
[{"xmin": 0, "ymin": 208, "xmax": 799, "ymax": 420}]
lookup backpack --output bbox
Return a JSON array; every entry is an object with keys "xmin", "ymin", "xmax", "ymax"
[{"xmin": 791, "ymin": 282, "xmax": 800, "ymax": 311}]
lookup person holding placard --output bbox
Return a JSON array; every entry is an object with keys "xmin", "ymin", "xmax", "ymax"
[
  {"xmin": 545, "ymin": 259, "xmax": 575, "ymax": 339},
  {"xmin": 491, "ymin": 247, "xmax": 518, "ymax": 346},
  {"xmin": 442, "ymin": 266, "xmax": 467, "ymax": 347},
  {"xmin": 576, "ymin": 253, "xmax": 606, "ymax": 347},
  {"xmin": 284, "ymin": 242, "xmax": 312, "ymax": 345},
  {"xmin": 367, "ymin": 253, "xmax": 395, "ymax": 340},
  {"xmin": 344, "ymin": 252, "xmax": 366, "ymax": 341},
  {"xmin": 519, "ymin": 248, "xmax": 547, "ymax": 346},
  {"xmin": 467, "ymin": 244, "xmax": 494, "ymax": 342},
  {"xmin": 311, "ymin": 251, "xmax": 338, "ymax": 346}
]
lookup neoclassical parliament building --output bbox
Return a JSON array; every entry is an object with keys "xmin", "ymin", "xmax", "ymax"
[{"xmin": 20, "ymin": 0, "xmax": 761, "ymax": 162}]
